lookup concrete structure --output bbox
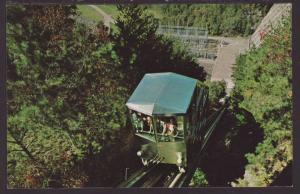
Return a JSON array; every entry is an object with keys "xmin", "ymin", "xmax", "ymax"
[{"xmin": 250, "ymin": 3, "xmax": 291, "ymax": 48}]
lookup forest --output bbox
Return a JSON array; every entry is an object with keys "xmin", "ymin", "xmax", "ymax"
[
  {"xmin": 77, "ymin": 4, "xmax": 271, "ymax": 37},
  {"xmin": 157, "ymin": 4, "xmax": 271, "ymax": 36},
  {"xmin": 192, "ymin": 14, "xmax": 291, "ymax": 187},
  {"xmin": 231, "ymin": 16, "xmax": 292, "ymax": 186},
  {"xmin": 6, "ymin": 4, "xmax": 292, "ymax": 188}
]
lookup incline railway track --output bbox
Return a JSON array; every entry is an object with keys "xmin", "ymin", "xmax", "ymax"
[{"xmin": 118, "ymin": 164, "xmax": 184, "ymax": 188}]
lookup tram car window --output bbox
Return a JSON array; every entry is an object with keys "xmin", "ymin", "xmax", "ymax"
[{"xmin": 126, "ymin": 72, "xmax": 209, "ymax": 171}]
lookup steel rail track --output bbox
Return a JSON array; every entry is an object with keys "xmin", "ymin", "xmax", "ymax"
[
  {"xmin": 118, "ymin": 163, "xmax": 161, "ymax": 188},
  {"xmin": 118, "ymin": 164, "xmax": 181, "ymax": 188}
]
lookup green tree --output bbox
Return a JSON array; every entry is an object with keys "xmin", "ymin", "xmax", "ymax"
[
  {"xmin": 231, "ymin": 15, "xmax": 292, "ymax": 186},
  {"xmin": 206, "ymin": 80, "xmax": 227, "ymax": 110},
  {"xmin": 7, "ymin": 5, "xmax": 130, "ymax": 188},
  {"xmin": 113, "ymin": 4, "xmax": 206, "ymax": 91},
  {"xmin": 159, "ymin": 4, "xmax": 270, "ymax": 36},
  {"xmin": 191, "ymin": 168, "xmax": 209, "ymax": 187}
]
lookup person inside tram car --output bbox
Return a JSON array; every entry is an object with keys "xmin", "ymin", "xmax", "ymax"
[
  {"xmin": 162, "ymin": 118, "xmax": 177, "ymax": 136},
  {"xmin": 140, "ymin": 115, "xmax": 151, "ymax": 132},
  {"xmin": 136, "ymin": 112, "xmax": 144, "ymax": 132},
  {"xmin": 156, "ymin": 118, "xmax": 165, "ymax": 133},
  {"xmin": 146, "ymin": 116, "xmax": 153, "ymax": 133},
  {"xmin": 131, "ymin": 111, "xmax": 138, "ymax": 129}
]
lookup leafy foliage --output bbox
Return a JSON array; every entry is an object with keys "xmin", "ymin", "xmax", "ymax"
[
  {"xmin": 191, "ymin": 168, "xmax": 209, "ymax": 187},
  {"xmin": 231, "ymin": 15, "xmax": 292, "ymax": 186},
  {"xmin": 159, "ymin": 4, "xmax": 270, "ymax": 36},
  {"xmin": 113, "ymin": 4, "xmax": 206, "ymax": 91},
  {"xmin": 206, "ymin": 80, "xmax": 227, "ymax": 110},
  {"xmin": 7, "ymin": 5, "xmax": 131, "ymax": 188}
]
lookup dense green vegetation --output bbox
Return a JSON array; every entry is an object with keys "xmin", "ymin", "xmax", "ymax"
[
  {"xmin": 113, "ymin": 4, "xmax": 205, "ymax": 91},
  {"xmin": 159, "ymin": 4, "xmax": 271, "ymax": 36},
  {"xmin": 206, "ymin": 80, "xmax": 227, "ymax": 110},
  {"xmin": 6, "ymin": 4, "xmax": 205, "ymax": 188},
  {"xmin": 190, "ymin": 14, "xmax": 291, "ymax": 187},
  {"xmin": 77, "ymin": 4, "xmax": 270, "ymax": 37},
  {"xmin": 7, "ymin": 5, "xmax": 133, "ymax": 188},
  {"xmin": 231, "ymin": 16, "xmax": 292, "ymax": 186},
  {"xmin": 191, "ymin": 168, "xmax": 209, "ymax": 187}
]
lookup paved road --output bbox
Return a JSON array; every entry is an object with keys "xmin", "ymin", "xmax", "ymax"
[
  {"xmin": 210, "ymin": 37, "xmax": 250, "ymax": 94},
  {"xmin": 88, "ymin": 5, "xmax": 115, "ymax": 27}
]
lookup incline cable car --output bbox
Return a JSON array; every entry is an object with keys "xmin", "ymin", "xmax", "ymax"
[{"xmin": 126, "ymin": 72, "xmax": 210, "ymax": 172}]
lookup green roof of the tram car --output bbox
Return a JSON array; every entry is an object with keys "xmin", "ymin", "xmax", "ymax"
[{"xmin": 126, "ymin": 72, "xmax": 198, "ymax": 116}]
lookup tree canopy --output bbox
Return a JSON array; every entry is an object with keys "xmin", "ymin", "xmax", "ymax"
[
  {"xmin": 158, "ymin": 4, "xmax": 270, "ymax": 36},
  {"xmin": 231, "ymin": 15, "xmax": 292, "ymax": 186},
  {"xmin": 7, "ymin": 5, "xmax": 130, "ymax": 188},
  {"xmin": 113, "ymin": 4, "xmax": 206, "ymax": 91}
]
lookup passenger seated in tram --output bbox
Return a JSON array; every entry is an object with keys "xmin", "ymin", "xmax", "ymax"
[
  {"xmin": 162, "ymin": 118, "xmax": 177, "ymax": 136},
  {"xmin": 138, "ymin": 115, "xmax": 152, "ymax": 133},
  {"xmin": 146, "ymin": 116, "xmax": 153, "ymax": 133},
  {"xmin": 130, "ymin": 111, "xmax": 142, "ymax": 132},
  {"xmin": 131, "ymin": 112, "xmax": 138, "ymax": 129},
  {"xmin": 156, "ymin": 118, "xmax": 165, "ymax": 133}
]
